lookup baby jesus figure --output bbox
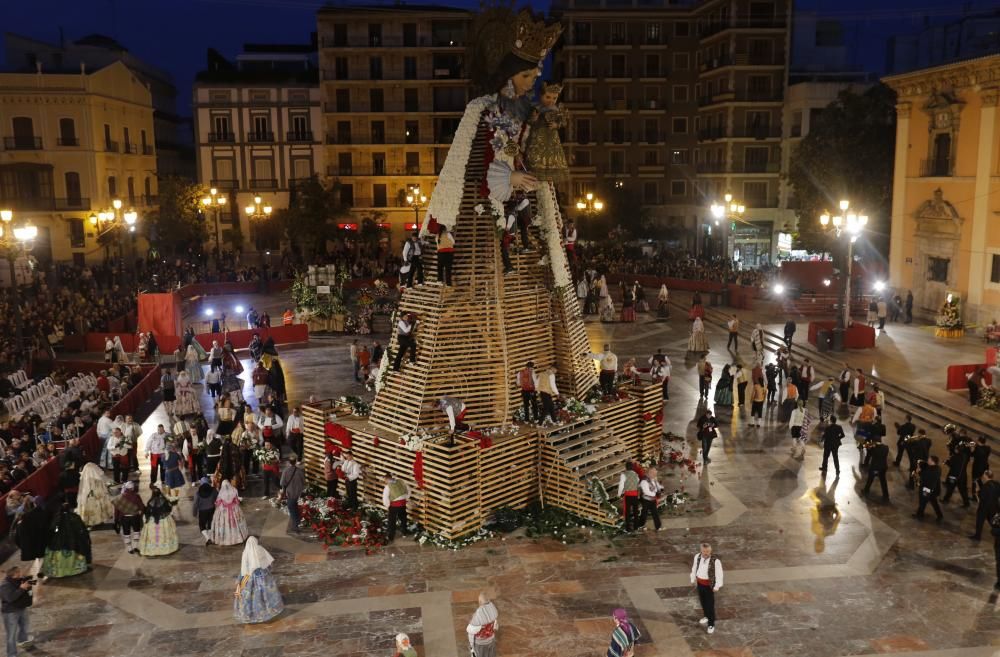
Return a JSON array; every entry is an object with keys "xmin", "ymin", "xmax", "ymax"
[{"xmin": 525, "ymin": 81, "xmax": 569, "ymax": 182}]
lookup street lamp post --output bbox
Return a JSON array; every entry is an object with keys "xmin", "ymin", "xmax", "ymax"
[
  {"xmin": 575, "ymin": 191, "xmax": 604, "ymax": 216},
  {"xmin": 244, "ymin": 195, "xmax": 273, "ymax": 253},
  {"xmin": 201, "ymin": 187, "xmax": 228, "ymax": 255},
  {"xmin": 709, "ymin": 192, "xmax": 746, "ymax": 261},
  {"xmin": 89, "ymin": 198, "xmax": 139, "ymax": 285},
  {"xmin": 0, "ymin": 209, "xmax": 38, "ymax": 364},
  {"xmin": 819, "ymin": 199, "xmax": 869, "ymax": 335},
  {"xmin": 406, "ymin": 187, "xmax": 427, "ymax": 226}
]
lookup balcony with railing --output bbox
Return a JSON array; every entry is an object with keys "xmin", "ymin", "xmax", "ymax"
[
  {"xmin": 731, "ymin": 126, "xmax": 782, "ymax": 139},
  {"xmin": 325, "ymin": 165, "xmax": 429, "ymax": 177},
  {"xmin": 208, "ymin": 132, "xmax": 235, "ymax": 143},
  {"xmin": 698, "ymin": 127, "xmax": 728, "ymax": 141},
  {"xmin": 123, "ymin": 143, "xmax": 138, "ymax": 154},
  {"xmin": 920, "ymin": 158, "xmax": 952, "ymax": 177},
  {"xmin": 3, "ymin": 136, "xmax": 42, "ymax": 150},
  {"xmin": 607, "ymin": 131, "xmax": 632, "ymax": 144},
  {"xmin": 734, "ymin": 160, "xmax": 780, "ymax": 174},
  {"xmin": 287, "ymin": 131, "xmax": 315, "ymax": 143},
  {"xmin": 640, "ymin": 132, "xmax": 667, "ymax": 144},
  {"xmin": 319, "ymin": 36, "xmax": 460, "ymax": 49},
  {"xmin": 57, "ymin": 137, "xmax": 79, "ymax": 147},
  {"xmin": 142, "ymin": 194, "xmax": 158, "ymax": 206},
  {"xmin": 699, "ymin": 16, "xmax": 787, "ymax": 39},
  {"xmin": 247, "ymin": 131, "xmax": 275, "ymax": 143},
  {"xmin": 142, "ymin": 144, "xmax": 155, "ymax": 155},
  {"xmin": 699, "ymin": 54, "xmax": 734, "ymax": 72},
  {"xmin": 105, "ymin": 140, "xmax": 119, "ymax": 153},
  {"xmin": 250, "ymin": 178, "xmax": 278, "ymax": 189},
  {"xmin": 210, "ymin": 179, "xmax": 239, "ymax": 190},
  {"xmin": 605, "ymin": 68, "xmax": 633, "ymax": 80},
  {"xmin": 695, "ymin": 162, "xmax": 727, "ymax": 173}
]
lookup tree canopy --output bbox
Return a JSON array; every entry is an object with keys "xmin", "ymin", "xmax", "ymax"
[
  {"xmin": 786, "ymin": 83, "xmax": 897, "ymax": 256},
  {"xmin": 145, "ymin": 176, "xmax": 208, "ymax": 255},
  {"xmin": 272, "ymin": 176, "xmax": 352, "ymax": 260}
]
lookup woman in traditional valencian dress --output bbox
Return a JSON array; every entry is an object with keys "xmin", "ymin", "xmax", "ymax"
[
  {"xmin": 233, "ymin": 537, "xmax": 283, "ymax": 624},
  {"xmin": 173, "ymin": 369, "xmax": 201, "ymax": 416},
  {"xmin": 211, "ymin": 480, "xmax": 249, "ymax": 546},
  {"xmin": 42, "ymin": 504, "xmax": 92, "ymax": 578},
  {"xmin": 138, "ymin": 486, "xmax": 179, "ymax": 557},
  {"xmin": 714, "ymin": 364, "xmax": 734, "ymax": 408},
  {"xmin": 76, "ymin": 462, "xmax": 114, "ymax": 528},
  {"xmin": 687, "ymin": 316, "xmax": 709, "ymax": 353}
]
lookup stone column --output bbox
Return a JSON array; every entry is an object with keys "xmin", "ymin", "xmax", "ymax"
[
  {"xmin": 888, "ymin": 102, "xmax": 911, "ymax": 290},
  {"xmin": 967, "ymin": 88, "xmax": 999, "ymax": 313}
]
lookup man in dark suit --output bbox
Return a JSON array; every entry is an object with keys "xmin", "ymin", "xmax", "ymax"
[
  {"xmin": 913, "ymin": 455, "xmax": 944, "ymax": 522},
  {"xmin": 863, "ymin": 442, "xmax": 891, "ymax": 502},
  {"xmin": 893, "ymin": 415, "xmax": 915, "ymax": 467},
  {"xmin": 971, "ymin": 436, "xmax": 991, "ymax": 500},
  {"xmin": 905, "ymin": 430, "xmax": 932, "ymax": 490},
  {"xmin": 970, "ymin": 470, "xmax": 999, "ymax": 540},
  {"xmin": 942, "ymin": 440, "xmax": 972, "ymax": 507},
  {"xmin": 819, "ymin": 417, "xmax": 844, "ymax": 476}
]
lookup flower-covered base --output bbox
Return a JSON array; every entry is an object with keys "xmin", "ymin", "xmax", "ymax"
[{"xmin": 934, "ymin": 327, "xmax": 964, "ymax": 339}]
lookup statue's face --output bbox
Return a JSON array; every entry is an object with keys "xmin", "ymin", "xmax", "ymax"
[
  {"xmin": 511, "ymin": 67, "xmax": 539, "ymax": 96},
  {"xmin": 541, "ymin": 91, "xmax": 559, "ymax": 107}
]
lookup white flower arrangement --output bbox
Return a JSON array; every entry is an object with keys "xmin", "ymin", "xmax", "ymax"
[
  {"xmin": 420, "ymin": 96, "xmax": 492, "ymax": 236},
  {"xmin": 534, "ymin": 183, "xmax": 572, "ymax": 289},
  {"xmin": 474, "ymin": 204, "xmax": 485, "ymax": 216},
  {"xmin": 400, "ymin": 427, "xmax": 433, "ymax": 452},
  {"xmin": 374, "ymin": 350, "xmax": 390, "ymax": 394}
]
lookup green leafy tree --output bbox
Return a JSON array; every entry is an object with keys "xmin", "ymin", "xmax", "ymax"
[
  {"xmin": 785, "ymin": 83, "xmax": 897, "ymax": 256},
  {"xmin": 273, "ymin": 176, "xmax": 351, "ymax": 260},
  {"xmin": 146, "ymin": 176, "xmax": 208, "ymax": 255}
]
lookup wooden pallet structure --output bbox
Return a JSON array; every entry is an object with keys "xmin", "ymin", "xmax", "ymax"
[{"xmin": 299, "ymin": 112, "xmax": 667, "ymax": 539}]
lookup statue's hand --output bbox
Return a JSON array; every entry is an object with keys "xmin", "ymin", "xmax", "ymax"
[{"xmin": 511, "ymin": 172, "xmax": 539, "ymax": 192}]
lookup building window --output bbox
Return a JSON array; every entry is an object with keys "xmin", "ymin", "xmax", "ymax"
[
  {"xmin": 610, "ymin": 22, "xmax": 627, "ymax": 45},
  {"xmin": 249, "ymin": 91, "xmax": 269, "ymax": 104},
  {"xmin": 672, "ymin": 117, "xmax": 688, "ymax": 134},
  {"xmin": 373, "ymin": 183, "xmax": 387, "ymax": 206},
  {"xmin": 372, "ymin": 152, "xmax": 386, "ymax": 175},
  {"xmin": 403, "ymin": 23, "xmax": 417, "ymax": 47},
  {"xmin": 991, "ymin": 254, "xmax": 1000, "ymax": 284},
  {"xmin": 574, "ymin": 54, "xmax": 592, "ymax": 77},
  {"xmin": 108, "ymin": 176, "xmax": 117, "ymax": 198},
  {"xmin": 405, "ymin": 120, "xmax": 419, "ymax": 144},
  {"xmin": 643, "ymin": 181, "xmax": 659, "ymax": 204},
  {"xmin": 743, "ymin": 181, "xmax": 768, "ymax": 207},
  {"xmin": 747, "ymin": 75, "xmax": 772, "ymax": 98},
  {"xmin": 340, "ymin": 184, "xmax": 354, "ymax": 206},
  {"xmin": 334, "ymin": 57, "xmax": 349, "ymax": 80},
  {"xmin": 791, "ymin": 111, "xmax": 803, "ymax": 137},
  {"xmin": 610, "ymin": 86, "xmax": 626, "ymax": 103},
  {"xmin": 104, "ymin": 123, "xmax": 114, "ymax": 151},
  {"xmin": 251, "ymin": 115, "xmax": 271, "ymax": 141},
  {"xmin": 928, "ymin": 257, "xmax": 950, "ymax": 283},
  {"xmin": 144, "ymin": 177, "xmax": 152, "ymax": 202},
  {"xmin": 69, "ymin": 218, "xmax": 85, "ymax": 248},
  {"xmin": 336, "ymin": 90, "xmax": 350, "ymax": 112},
  {"xmin": 674, "ymin": 21, "xmax": 690, "ymax": 37},
  {"xmin": 575, "ymin": 118, "xmax": 591, "ymax": 144},
  {"xmin": 643, "ymin": 150, "xmax": 659, "ymax": 165},
  {"xmin": 672, "ymin": 85, "xmax": 688, "ymax": 102},
  {"xmin": 336, "ymin": 121, "xmax": 351, "ymax": 144},
  {"xmin": 290, "ymin": 114, "xmax": 309, "ymax": 139},
  {"xmin": 212, "ymin": 115, "xmax": 231, "ymax": 140},
  {"xmin": 252, "ymin": 159, "xmax": 274, "ymax": 186},
  {"xmin": 371, "ymin": 121, "xmax": 385, "ymax": 144},
  {"xmin": 404, "ymin": 88, "xmax": 419, "ymax": 112},
  {"xmin": 123, "ymin": 127, "xmax": 131, "ymax": 150},
  {"xmin": 671, "ymin": 149, "xmax": 689, "ymax": 164},
  {"xmin": 645, "ymin": 22, "xmax": 661, "ymax": 44},
  {"xmin": 140, "ymin": 129, "xmax": 148, "ymax": 151},
  {"xmin": 370, "ymin": 88, "xmax": 384, "ymax": 112},
  {"xmin": 609, "ymin": 150, "xmax": 626, "ymax": 174},
  {"xmin": 337, "ymin": 153, "xmax": 352, "ymax": 175},
  {"xmin": 370, "ymin": 57, "xmax": 383, "ymax": 80},
  {"xmin": 574, "ymin": 149, "xmax": 592, "ymax": 166},
  {"xmin": 671, "ymin": 180, "xmax": 687, "ymax": 196},
  {"xmin": 58, "ymin": 118, "xmax": 77, "ymax": 146},
  {"xmin": 610, "ymin": 54, "xmax": 628, "ymax": 78},
  {"xmin": 673, "ymin": 52, "xmax": 689, "ymax": 70},
  {"xmin": 127, "ymin": 176, "xmax": 136, "ymax": 204},
  {"xmin": 213, "ymin": 158, "xmax": 235, "ymax": 187},
  {"xmin": 572, "ymin": 21, "xmax": 592, "ymax": 45},
  {"xmin": 64, "ymin": 172, "xmax": 82, "ymax": 206},
  {"xmin": 643, "ymin": 119, "xmax": 659, "ymax": 143},
  {"xmin": 405, "ymin": 152, "xmax": 420, "ymax": 174},
  {"xmin": 209, "ymin": 90, "xmax": 230, "ymax": 103},
  {"xmin": 332, "ymin": 24, "xmax": 347, "ymax": 47},
  {"xmin": 368, "ymin": 23, "xmax": 382, "ymax": 47},
  {"xmin": 644, "ymin": 54, "xmax": 660, "ymax": 77},
  {"xmin": 404, "ymin": 57, "xmax": 417, "ymax": 80},
  {"xmin": 572, "ymin": 86, "xmax": 592, "ymax": 103},
  {"xmin": 743, "ymin": 147, "xmax": 770, "ymax": 172},
  {"xmin": 609, "ymin": 119, "xmax": 627, "ymax": 143}
]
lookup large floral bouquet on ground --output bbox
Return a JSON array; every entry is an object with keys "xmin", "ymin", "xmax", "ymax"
[
  {"xmin": 936, "ymin": 297, "xmax": 963, "ymax": 329},
  {"xmin": 296, "ymin": 495, "xmax": 388, "ymax": 554}
]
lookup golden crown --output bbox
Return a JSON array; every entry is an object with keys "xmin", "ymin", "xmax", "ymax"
[
  {"xmin": 542, "ymin": 81, "xmax": 563, "ymax": 94},
  {"xmin": 511, "ymin": 11, "xmax": 563, "ymax": 64}
]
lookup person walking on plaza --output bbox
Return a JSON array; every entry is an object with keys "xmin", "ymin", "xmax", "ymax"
[
  {"xmin": 789, "ymin": 400, "xmax": 807, "ymax": 458},
  {"xmin": 862, "ymin": 441, "xmax": 891, "ymax": 502},
  {"xmin": 943, "ymin": 439, "xmax": 972, "ymax": 507},
  {"xmin": 349, "ymin": 339, "xmax": 360, "ymax": 382},
  {"xmin": 211, "ymin": 480, "xmax": 249, "ymax": 546},
  {"xmin": 750, "ymin": 378, "xmax": 767, "ymax": 427},
  {"xmin": 594, "ymin": 344, "xmax": 618, "ymax": 396},
  {"xmin": 382, "ymin": 473, "xmax": 410, "ymax": 541},
  {"xmin": 233, "ymin": 537, "xmax": 283, "ymax": 624},
  {"xmin": 905, "ymin": 290, "xmax": 914, "ymax": 324},
  {"xmin": 698, "ymin": 410, "xmax": 719, "ymax": 464},
  {"xmin": 877, "ymin": 297, "xmax": 888, "ymax": 330},
  {"xmin": 607, "ymin": 608, "xmax": 641, "ymax": 657},
  {"xmin": 517, "ymin": 361, "xmax": 539, "ymax": 423},
  {"xmin": 280, "ymin": 456, "xmax": 306, "ymax": 534},
  {"xmin": 893, "ymin": 414, "xmax": 916, "ymax": 468},
  {"xmin": 466, "ymin": 592, "xmax": 499, "ymax": 657},
  {"xmin": 820, "ymin": 417, "xmax": 844, "ymax": 475},
  {"xmin": 639, "ymin": 467, "xmax": 664, "ymax": 531},
  {"xmin": 436, "ymin": 225, "xmax": 455, "ymax": 286},
  {"xmin": 735, "ymin": 363, "xmax": 750, "ymax": 409},
  {"xmin": 1, "ymin": 566, "xmax": 35, "ymax": 656},
  {"xmin": 972, "ymin": 436, "xmax": 992, "ymax": 500},
  {"xmin": 783, "ymin": 319, "xmax": 796, "ymax": 349},
  {"xmin": 726, "ymin": 314, "xmax": 739, "ymax": 350},
  {"xmin": 799, "ymin": 359, "xmax": 815, "ymax": 402},
  {"xmin": 906, "ymin": 429, "xmax": 932, "ymax": 489},
  {"xmin": 192, "ymin": 477, "xmax": 218, "ymax": 545},
  {"xmin": 690, "ymin": 543, "xmax": 723, "ymax": 635},
  {"xmin": 971, "ymin": 470, "xmax": 999, "ymax": 540},
  {"xmin": 914, "ymin": 455, "xmax": 944, "ymax": 522},
  {"xmin": 697, "ymin": 355, "xmax": 712, "ymax": 400},
  {"xmin": 617, "ymin": 462, "xmax": 641, "ymax": 532},
  {"xmin": 688, "ymin": 316, "xmax": 710, "ymax": 353}
]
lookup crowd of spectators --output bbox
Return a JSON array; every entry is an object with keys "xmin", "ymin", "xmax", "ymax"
[
  {"xmin": 0, "ymin": 362, "xmax": 145, "ymax": 495},
  {"xmin": 576, "ymin": 244, "xmax": 777, "ymax": 287}
]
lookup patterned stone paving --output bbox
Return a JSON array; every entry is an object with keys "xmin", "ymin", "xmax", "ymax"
[{"xmin": 8, "ymin": 316, "xmax": 1000, "ymax": 657}]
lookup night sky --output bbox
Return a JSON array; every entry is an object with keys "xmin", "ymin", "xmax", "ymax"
[{"xmin": 0, "ymin": 0, "xmax": 992, "ymax": 116}]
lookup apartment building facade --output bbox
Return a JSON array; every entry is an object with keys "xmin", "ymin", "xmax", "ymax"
[
  {"xmin": 317, "ymin": 5, "xmax": 472, "ymax": 240},
  {"xmin": 0, "ymin": 61, "xmax": 157, "ymax": 265},
  {"xmin": 551, "ymin": 0, "xmax": 790, "ymax": 264},
  {"xmin": 193, "ymin": 43, "xmax": 323, "ymax": 250}
]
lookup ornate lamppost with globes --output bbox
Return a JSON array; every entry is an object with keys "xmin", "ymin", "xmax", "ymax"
[
  {"xmin": 0, "ymin": 209, "xmax": 38, "ymax": 362},
  {"xmin": 201, "ymin": 187, "xmax": 228, "ymax": 254},
  {"xmin": 89, "ymin": 198, "xmax": 139, "ymax": 283},
  {"xmin": 244, "ymin": 195, "xmax": 273, "ymax": 253},
  {"xmin": 575, "ymin": 191, "xmax": 604, "ymax": 216},
  {"xmin": 819, "ymin": 199, "xmax": 868, "ymax": 342},
  {"xmin": 709, "ymin": 192, "xmax": 745, "ymax": 261},
  {"xmin": 406, "ymin": 186, "xmax": 427, "ymax": 228}
]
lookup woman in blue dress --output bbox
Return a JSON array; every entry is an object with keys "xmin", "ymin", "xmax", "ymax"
[
  {"xmin": 161, "ymin": 442, "xmax": 187, "ymax": 497},
  {"xmin": 234, "ymin": 536, "xmax": 283, "ymax": 624},
  {"xmin": 714, "ymin": 364, "xmax": 734, "ymax": 408}
]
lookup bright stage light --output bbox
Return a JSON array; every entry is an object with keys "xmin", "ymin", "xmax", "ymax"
[
  {"xmin": 235, "ymin": 305, "xmax": 245, "ymax": 314},
  {"xmin": 203, "ymin": 308, "xmax": 214, "ymax": 317},
  {"xmin": 773, "ymin": 284, "xmax": 785, "ymax": 295},
  {"xmin": 873, "ymin": 281, "xmax": 886, "ymax": 292}
]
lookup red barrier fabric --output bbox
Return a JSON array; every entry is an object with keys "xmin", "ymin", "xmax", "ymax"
[
  {"xmin": 807, "ymin": 321, "xmax": 876, "ymax": 349},
  {"xmin": 987, "ymin": 348, "xmax": 997, "ymax": 367},
  {"xmin": 138, "ymin": 292, "xmax": 183, "ymax": 337},
  {"xmin": 946, "ymin": 364, "xmax": 993, "ymax": 390}
]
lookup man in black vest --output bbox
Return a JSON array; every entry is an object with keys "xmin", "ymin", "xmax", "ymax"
[
  {"xmin": 689, "ymin": 542, "xmax": 724, "ymax": 635},
  {"xmin": 862, "ymin": 442, "xmax": 891, "ymax": 502},
  {"xmin": 893, "ymin": 414, "xmax": 915, "ymax": 467},
  {"xmin": 971, "ymin": 436, "xmax": 992, "ymax": 501},
  {"xmin": 942, "ymin": 440, "xmax": 972, "ymax": 507},
  {"xmin": 905, "ymin": 430, "xmax": 932, "ymax": 490},
  {"xmin": 970, "ymin": 470, "xmax": 999, "ymax": 541},
  {"xmin": 913, "ymin": 455, "xmax": 944, "ymax": 522},
  {"xmin": 819, "ymin": 417, "xmax": 844, "ymax": 476}
]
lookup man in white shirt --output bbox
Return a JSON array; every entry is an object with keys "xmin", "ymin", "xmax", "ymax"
[
  {"xmin": 401, "ymin": 232, "xmax": 424, "ymax": 287},
  {"xmin": 350, "ymin": 339, "xmax": 360, "ymax": 382},
  {"xmin": 145, "ymin": 424, "xmax": 169, "ymax": 485},
  {"xmin": 341, "ymin": 450, "xmax": 362, "ymax": 510},
  {"xmin": 392, "ymin": 313, "xmax": 418, "ymax": 371},
  {"xmin": 593, "ymin": 344, "xmax": 618, "ymax": 395},
  {"xmin": 382, "ymin": 472, "xmax": 410, "ymax": 542},
  {"xmin": 563, "ymin": 220, "xmax": 577, "ymax": 264},
  {"xmin": 617, "ymin": 462, "xmax": 641, "ymax": 532},
  {"xmin": 690, "ymin": 542, "xmax": 724, "ymax": 634},
  {"xmin": 259, "ymin": 407, "xmax": 285, "ymax": 448},
  {"xmin": 123, "ymin": 415, "xmax": 142, "ymax": 470},
  {"xmin": 286, "ymin": 407, "xmax": 304, "ymax": 459},
  {"xmin": 799, "ymin": 358, "xmax": 815, "ymax": 402},
  {"xmin": 639, "ymin": 468, "xmax": 664, "ymax": 531},
  {"xmin": 537, "ymin": 367, "xmax": 559, "ymax": 423},
  {"xmin": 96, "ymin": 410, "xmax": 115, "ymax": 469},
  {"xmin": 726, "ymin": 315, "xmax": 740, "ymax": 350}
]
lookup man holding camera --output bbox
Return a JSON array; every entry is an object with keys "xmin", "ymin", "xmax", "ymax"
[{"xmin": 0, "ymin": 566, "xmax": 34, "ymax": 656}]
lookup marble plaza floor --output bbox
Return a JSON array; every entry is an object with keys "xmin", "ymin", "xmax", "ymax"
[{"xmin": 11, "ymin": 312, "xmax": 1000, "ymax": 657}]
